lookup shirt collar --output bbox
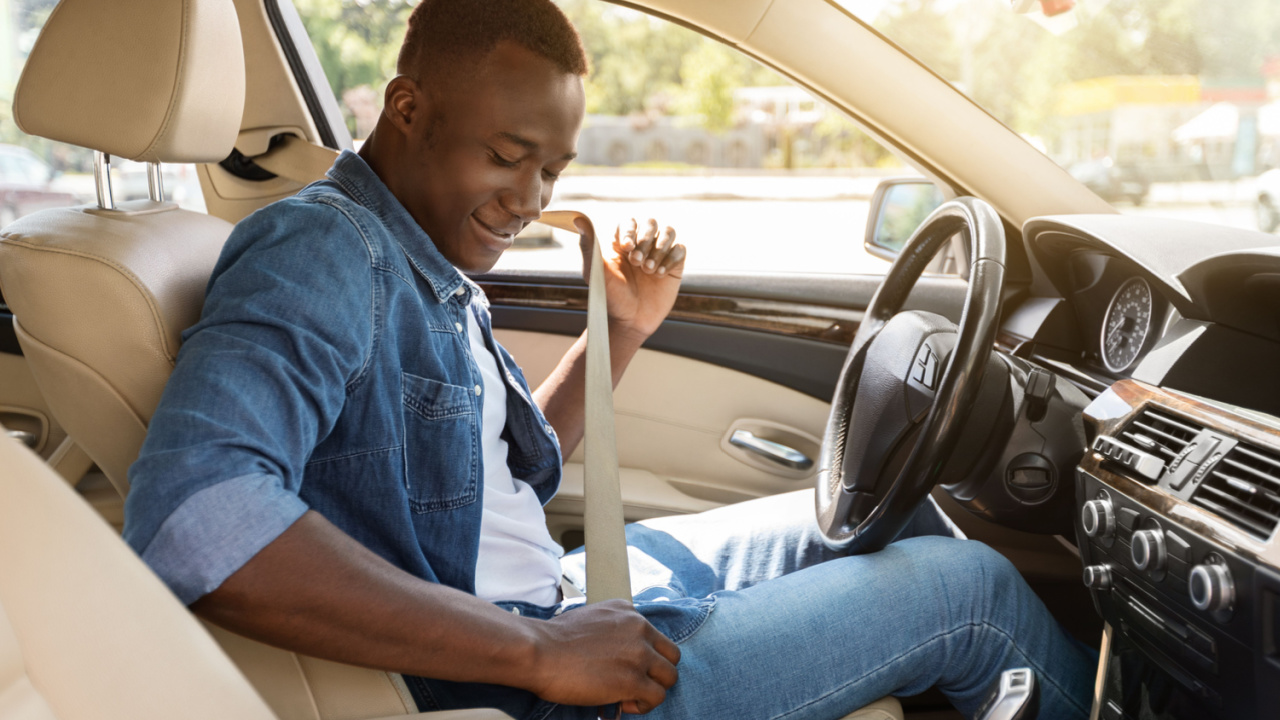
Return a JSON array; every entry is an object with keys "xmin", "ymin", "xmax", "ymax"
[{"xmin": 326, "ymin": 149, "xmax": 467, "ymax": 304}]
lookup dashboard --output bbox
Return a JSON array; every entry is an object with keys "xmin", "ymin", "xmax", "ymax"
[{"xmin": 1003, "ymin": 214, "xmax": 1280, "ymax": 720}]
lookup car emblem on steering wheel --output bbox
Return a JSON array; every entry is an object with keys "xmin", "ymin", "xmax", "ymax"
[{"xmin": 912, "ymin": 343, "xmax": 940, "ymax": 390}]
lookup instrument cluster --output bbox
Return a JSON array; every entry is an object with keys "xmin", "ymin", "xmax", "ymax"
[
  {"xmin": 1100, "ymin": 277, "xmax": 1153, "ymax": 373},
  {"xmin": 1064, "ymin": 251, "xmax": 1169, "ymax": 379}
]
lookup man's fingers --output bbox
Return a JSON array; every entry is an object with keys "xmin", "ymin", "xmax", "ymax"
[
  {"xmin": 649, "ymin": 624, "xmax": 682, "ymax": 667},
  {"xmin": 621, "ymin": 676, "xmax": 668, "ymax": 715},
  {"xmin": 648, "ymin": 226, "xmax": 678, "ymax": 275},
  {"xmin": 631, "ymin": 218, "xmax": 659, "ymax": 269},
  {"xmin": 658, "ymin": 243, "xmax": 686, "ymax": 277},
  {"xmin": 620, "ymin": 218, "xmax": 641, "ymax": 263},
  {"xmin": 649, "ymin": 226, "xmax": 676, "ymax": 264},
  {"xmin": 647, "ymin": 651, "xmax": 679, "ymax": 689}
]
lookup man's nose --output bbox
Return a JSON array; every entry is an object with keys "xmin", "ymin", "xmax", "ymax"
[{"xmin": 504, "ymin": 170, "xmax": 543, "ymax": 222}]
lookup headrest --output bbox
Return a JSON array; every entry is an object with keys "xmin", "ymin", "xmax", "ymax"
[{"xmin": 13, "ymin": 0, "xmax": 245, "ymax": 164}]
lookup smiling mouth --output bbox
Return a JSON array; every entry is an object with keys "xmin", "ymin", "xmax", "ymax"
[{"xmin": 471, "ymin": 215, "xmax": 519, "ymax": 248}]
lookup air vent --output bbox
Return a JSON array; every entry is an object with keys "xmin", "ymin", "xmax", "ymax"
[
  {"xmin": 1119, "ymin": 408, "xmax": 1200, "ymax": 461},
  {"xmin": 1191, "ymin": 442, "xmax": 1280, "ymax": 541}
]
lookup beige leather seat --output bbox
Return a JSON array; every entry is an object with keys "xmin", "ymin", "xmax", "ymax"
[
  {"xmin": 0, "ymin": 1, "xmax": 439, "ymax": 718},
  {"xmin": 0, "ymin": 432, "xmax": 511, "ymax": 720}
]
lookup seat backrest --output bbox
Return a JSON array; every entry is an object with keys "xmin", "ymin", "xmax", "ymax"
[
  {"xmin": 0, "ymin": 433, "xmax": 278, "ymax": 720},
  {"xmin": 0, "ymin": 4, "xmax": 430, "ymax": 719},
  {"xmin": 0, "ymin": 207, "xmax": 231, "ymax": 493},
  {"xmin": 0, "ymin": 0, "xmax": 245, "ymax": 495}
]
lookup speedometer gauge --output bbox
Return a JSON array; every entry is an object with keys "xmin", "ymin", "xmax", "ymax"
[{"xmin": 1100, "ymin": 277, "xmax": 1153, "ymax": 373}]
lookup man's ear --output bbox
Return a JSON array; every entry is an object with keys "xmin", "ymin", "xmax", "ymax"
[{"xmin": 382, "ymin": 75, "xmax": 430, "ymax": 137}]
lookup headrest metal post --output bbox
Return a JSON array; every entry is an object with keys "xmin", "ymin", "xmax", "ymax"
[
  {"xmin": 93, "ymin": 151, "xmax": 115, "ymax": 211},
  {"xmin": 147, "ymin": 162, "xmax": 165, "ymax": 203}
]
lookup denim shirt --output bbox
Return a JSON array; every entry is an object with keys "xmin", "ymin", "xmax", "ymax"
[
  {"xmin": 124, "ymin": 150, "xmax": 563, "ymax": 603},
  {"xmin": 124, "ymin": 151, "xmax": 713, "ymax": 720}
]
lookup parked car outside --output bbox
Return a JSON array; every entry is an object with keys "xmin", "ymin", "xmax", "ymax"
[
  {"xmin": 1259, "ymin": 168, "xmax": 1280, "ymax": 233},
  {"xmin": 0, "ymin": 143, "xmax": 77, "ymax": 227},
  {"xmin": 1068, "ymin": 157, "xmax": 1150, "ymax": 206}
]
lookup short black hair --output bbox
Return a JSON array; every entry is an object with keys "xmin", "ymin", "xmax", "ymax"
[{"xmin": 397, "ymin": 0, "xmax": 589, "ymax": 86}]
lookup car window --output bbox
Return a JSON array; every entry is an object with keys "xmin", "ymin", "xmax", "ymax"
[
  {"xmin": 288, "ymin": 0, "xmax": 949, "ymax": 276},
  {"xmin": 15, "ymin": 152, "xmax": 51, "ymax": 185},
  {"xmin": 0, "ymin": 155, "xmax": 19, "ymax": 185},
  {"xmin": 837, "ymin": 0, "xmax": 1280, "ymax": 234},
  {"xmin": 0, "ymin": 0, "xmax": 206, "ymax": 220}
]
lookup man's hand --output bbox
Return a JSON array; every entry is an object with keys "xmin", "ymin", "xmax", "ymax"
[
  {"xmin": 528, "ymin": 600, "xmax": 681, "ymax": 715},
  {"xmin": 539, "ymin": 216, "xmax": 687, "ymax": 458},
  {"xmin": 579, "ymin": 217, "xmax": 686, "ymax": 342},
  {"xmin": 193, "ymin": 512, "xmax": 679, "ymax": 714}
]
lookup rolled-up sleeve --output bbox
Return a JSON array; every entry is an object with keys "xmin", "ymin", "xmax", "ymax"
[{"xmin": 123, "ymin": 197, "xmax": 374, "ymax": 603}]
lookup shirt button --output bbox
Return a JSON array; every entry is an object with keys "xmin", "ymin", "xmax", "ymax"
[
  {"xmin": 510, "ymin": 606, "xmax": 521, "ymax": 616},
  {"xmin": 544, "ymin": 424, "xmax": 555, "ymax": 435},
  {"xmin": 455, "ymin": 322, "xmax": 463, "ymax": 332},
  {"xmin": 455, "ymin": 286, "xmax": 466, "ymax": 297},
  {"xmin": 474, "ymin": 385, "xmax": 482, "ymax": 396}
]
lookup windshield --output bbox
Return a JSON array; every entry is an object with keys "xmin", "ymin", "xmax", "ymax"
[{"xmin": 841, "ymin": 0, "xmax": 1280, "ymax": 232}]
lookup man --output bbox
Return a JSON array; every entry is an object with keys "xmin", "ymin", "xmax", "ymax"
[{"xmin": 124, "ymin": 1, "xmax": 1096, "ymax": 718}]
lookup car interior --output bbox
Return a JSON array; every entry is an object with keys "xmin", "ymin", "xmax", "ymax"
[{"xmin": 0, "ymin": 0, "xmax": 1278, "ymax": 719}]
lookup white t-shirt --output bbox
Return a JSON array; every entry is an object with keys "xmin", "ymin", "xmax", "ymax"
[{"xmin": 467, "ymin": 301, "xmax": 564, "ymax": 605}]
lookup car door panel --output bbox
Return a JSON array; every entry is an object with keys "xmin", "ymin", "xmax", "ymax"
[
  {"xmin": 490, "ymin": 271, "xmax": 929, "ymax": 535},
  {"xmin": 483, "ymin": 271, "xmax": 971, "ymax": 400},
  {"xmin": 496, "ymin": 328, "xmax": 828, "ymax": 527}
]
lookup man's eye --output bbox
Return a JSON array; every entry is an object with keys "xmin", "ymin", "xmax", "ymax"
[
  {"xmin": 489, "ymin": 151, "xmax": 519, "ymax": 169},
  {"xmin": 543, "ymin": 169, "xmax": 561, "ymax": 181}
]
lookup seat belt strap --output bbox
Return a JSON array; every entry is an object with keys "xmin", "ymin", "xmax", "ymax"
[
  {"xmin": 249, "ymin": 134, "xmax": 339, "ymax": 184},
  {"xmin": 541, "ymin": 211, "xmax": 632, "ymax": 605}
]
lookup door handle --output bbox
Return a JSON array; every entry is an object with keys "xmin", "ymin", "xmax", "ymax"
[{"xmin": 729, "ymin": 429, "xmax": 813, "ymax": 471}]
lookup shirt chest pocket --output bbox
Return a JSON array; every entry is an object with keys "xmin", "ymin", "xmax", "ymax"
[{"xmin": 401, "ymin": 372, "xmax": 479, "ymax": 514}]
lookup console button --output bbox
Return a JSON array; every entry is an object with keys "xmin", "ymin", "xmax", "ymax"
[
  {"xmin": 1132, "ymin": 529, "xmax": 1166, "ymax": 572},
  {"xmin": 1083, "ymin": 564, "xmax": 1112, "ymax": 591},
  {"xmin": 1186, "ymin": 623, "xmax": 1217, "ymax": 658},
  {"xmin": 1117, "ymin": 507, "xmax": 1140, "ymax": 532},
  {"xmin": 1189, "ymin": 563, "xmax": 1235, "ymax": 614},
  {"xmin": 1165, "ymin": 531, "xmax": 1191, "ymax": 562},
  {"xmin": 1081, "ymin": 499, "xmax": 1115, "ymax": 539}
]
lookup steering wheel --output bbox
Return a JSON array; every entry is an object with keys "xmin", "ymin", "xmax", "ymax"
[{"xmin": 815, "ymin": 197, "xmax": 1006, "ymax": 552}]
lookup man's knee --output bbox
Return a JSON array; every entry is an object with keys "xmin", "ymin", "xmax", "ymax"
[
  {"xmin": 894, "ymin": 536, "xmax": 1023, "ymax": 597},
  {"xmin": 954, "ymin": 539, "xmax": 1020, "ymax": 585}
]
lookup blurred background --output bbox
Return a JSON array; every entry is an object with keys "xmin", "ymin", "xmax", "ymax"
[{"xmin": 1, "ymin": 0, "xmax": 1278, "ymax": 274}]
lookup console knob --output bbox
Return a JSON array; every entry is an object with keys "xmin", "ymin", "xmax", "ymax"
[
  {"xmin": 1131, "ymin": 529, "xmax": 1166, "ymax": 572},
  {"xmin": 1082, "ymin": 564, "xmax": 1112, "ymax": 591},
  {"xmin": 1189, "ymin": 563, "xmax": 1234, "ymax": 613},
  {"xmin": 1081, "ymin": 499, "xmax": 1115, "ymax": 539}
]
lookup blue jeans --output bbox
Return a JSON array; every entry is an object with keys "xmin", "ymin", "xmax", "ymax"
[{"xmin": 558, "ymin": 490, "xmax": 1097, "ymax": 720}]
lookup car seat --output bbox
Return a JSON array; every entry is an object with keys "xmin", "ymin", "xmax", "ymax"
[
  {"xmin": 0, "ymin": 432, "xmax": 513, "ymax": 720},
  {"xmin": 0, "ymin": 0, "xmax": 451, "ymax": 717}
]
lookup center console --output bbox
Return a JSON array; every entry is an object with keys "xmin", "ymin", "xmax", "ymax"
[{"xmin": 1077, "ymin": 380, "xmax": 1280, "ymax": 720}]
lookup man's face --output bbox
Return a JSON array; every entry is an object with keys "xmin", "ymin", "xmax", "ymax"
[{"xmin": 398, "ymin": 42, "xmax": 585, "ymax": 273}]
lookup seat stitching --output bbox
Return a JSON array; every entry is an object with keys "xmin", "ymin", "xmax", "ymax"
[
  {"xmin": 289, "ymin": 653, "xmax": 323, "ymax": 720},
  {"xmin": 139, "ymin": 0, "xmax": 191, "ymax": 160},
  {"xmin": 2, "ymin": 238, "xmax": 184, "ymax": 362}
]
